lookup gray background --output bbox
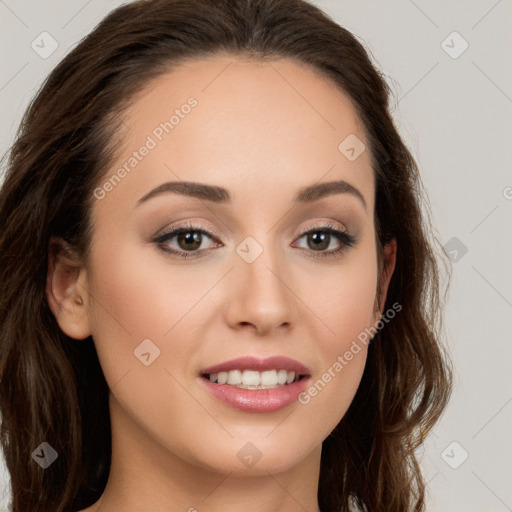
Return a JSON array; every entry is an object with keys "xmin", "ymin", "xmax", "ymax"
[{"xmin": 1, "ymin": 0, "xmax": 511, "ymax": 510}]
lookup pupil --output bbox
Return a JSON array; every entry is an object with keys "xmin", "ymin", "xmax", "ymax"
[
  {"xmin": 309, "ymin": 232, "xmax": 329, "ymax": 250},
  {"xmin": 179, "ymin": 231, "xmax": 201, "ymax": 250}
]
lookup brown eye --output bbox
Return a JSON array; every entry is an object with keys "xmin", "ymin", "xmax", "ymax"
[
  {"xmin": 305, "ymin": 231, "xmax": 331, "ymax": 251},
  {"xmin": 176, "ymin": 231, "xmax": 203, "ymax": 251},
  {"xmin": 294, "ymin": 222, "xmax": 357, "ymax": 258},
  {"xmin": 154, "ymin": 224, "xmax": 218, "ymax": 258}
]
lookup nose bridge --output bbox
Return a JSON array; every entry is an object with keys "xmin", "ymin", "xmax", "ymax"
[{"xmin": 227, "ymin": 231, "xmax": 295, "ymax": 333}]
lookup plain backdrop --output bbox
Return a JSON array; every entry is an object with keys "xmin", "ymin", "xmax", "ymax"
[{"xmin": 1, "ymin": 1, "xmax": 511, "ymax": 511}]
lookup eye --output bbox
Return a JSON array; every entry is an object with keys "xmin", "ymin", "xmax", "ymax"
[
  {"xmin": 153, "ymin": 223, "xmax": 219, "ymax": 259},
  {"xmin": 293, "ymin": 222, "xmax": 357, "ymax": 258}
]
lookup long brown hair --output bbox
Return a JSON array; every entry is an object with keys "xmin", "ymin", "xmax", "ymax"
[{"xmin": 0, "ymin": 0, "xmax": 452, "ymax": 510}]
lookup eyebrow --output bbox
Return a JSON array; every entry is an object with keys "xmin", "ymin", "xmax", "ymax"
[{"xmin": 137, "ymin": 179, "xmax": 367, "ymax": 211}]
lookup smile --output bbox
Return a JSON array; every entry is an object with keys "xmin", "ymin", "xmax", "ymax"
[
  {"xmin": 199, "ymin": 356, "xmax": 311, "ymax": 412},
  {"xmin": 205, "ymin": 369, "xmax": 303, "ymax": 389}
]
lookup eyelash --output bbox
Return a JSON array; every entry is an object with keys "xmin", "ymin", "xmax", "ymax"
[{"xmin": 153, "ymin": 221, "xmax": 357, "ymax": 259}]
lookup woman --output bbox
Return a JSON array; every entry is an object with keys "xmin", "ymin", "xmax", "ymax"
[{"xmin": 0, "ymin": 0, "xmax": 452, "ymax": 511}]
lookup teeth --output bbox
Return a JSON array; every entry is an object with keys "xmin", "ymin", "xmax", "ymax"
[
  {"xmin": 277, "ymin": 369, "xmax": 288, "ymax": 385},
  {"xmin": 227, "ymin": 369, "xmax": 242, "ymax": 385},
  {"xmin": 261, "ymin": 370, "xmax": 277, "ymax": 386},
  {"xmin": 242, "ymin": 370, "xmax": 260, "ymax": 386},
  {"xmin": 207, "ymin": 369, "xmax": 300, "ymax": 389}
]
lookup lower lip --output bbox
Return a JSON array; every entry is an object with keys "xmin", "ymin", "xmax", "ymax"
[{"xmin": 199, "ymin": 376, "xmax": 311, "ymax": 413}]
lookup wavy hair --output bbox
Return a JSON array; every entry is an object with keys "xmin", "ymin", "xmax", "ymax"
[{"xmin": 0, "ymin": 0, "xmax": 452, "ymax": 510}]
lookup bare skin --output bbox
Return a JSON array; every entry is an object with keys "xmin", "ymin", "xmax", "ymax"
[{"xmin": 47, "ymin": 55, "xmax": 396, "ymax": 512}]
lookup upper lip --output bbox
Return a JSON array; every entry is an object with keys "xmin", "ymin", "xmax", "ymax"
[{"xmin": 200, "ymin": 356, "xmax": 311, "ymax": 376}]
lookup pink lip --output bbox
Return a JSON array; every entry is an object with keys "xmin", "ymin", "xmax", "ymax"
[
  {"xmin": 199, "ymin": 355, "xmax": 311, "ymax": 413},
  {"xmin": 199, "ymin": 376, "xmax": 311, "ymax": 413},
  {"xmin": 200, "ymin": 355, "xmax": 310, "ymax": 375}
]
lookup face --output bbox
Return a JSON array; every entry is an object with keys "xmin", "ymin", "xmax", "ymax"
[{"xmin": 62, "ymin": 55, "xmax": 395, "ymax": 476}]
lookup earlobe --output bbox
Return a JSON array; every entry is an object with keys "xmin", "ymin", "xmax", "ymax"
[{"xmin": 46, "ymin": 237, "xmax": 91, "ymax": 340}]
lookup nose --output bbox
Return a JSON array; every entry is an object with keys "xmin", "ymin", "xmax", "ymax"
[{"xmin": 223, "ymin": 240, "xmax": 297, "ymax": 336}]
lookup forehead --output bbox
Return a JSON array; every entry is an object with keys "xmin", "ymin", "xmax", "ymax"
[{"xmin": 96, "ymin": 55, "xmax": 374, "ymax": 214}]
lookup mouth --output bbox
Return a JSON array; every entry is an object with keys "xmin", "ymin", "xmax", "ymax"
[
  {"xmin": 202, "ymin": 369, "xmax": 307, "ymax": 389},
  {"xmin": 200, "ymin": 356, "xmax": 311, "ymax": 390}
]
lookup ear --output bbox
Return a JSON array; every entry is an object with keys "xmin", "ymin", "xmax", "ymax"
[
  {"xmin": 46, "ymin": 237, "xmax": 91, "ymax": 340},
  {"xmin": 373, "ymin": 238, "xmax": 397, "ymax": 324}
]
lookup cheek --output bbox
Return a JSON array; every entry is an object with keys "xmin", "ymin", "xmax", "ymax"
[
  {"xmin": 294, "ymin": 248, "xmax": 377, "ymax": 431},
  {"xmin": 85, "ymin": 238, "xmax": 207, "ymax": 388},
  {"xmin": 302, "ymin": 242, "xmax": 379, "ymax": 350},
  {"xmin": 87, "ymin": 238, "xmax": 209, "ymax": 334}
]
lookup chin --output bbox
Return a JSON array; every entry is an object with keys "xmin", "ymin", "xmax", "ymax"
[{"xmin": 184, "ymin": 432, "xmax": 319, "ymax": 476}]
